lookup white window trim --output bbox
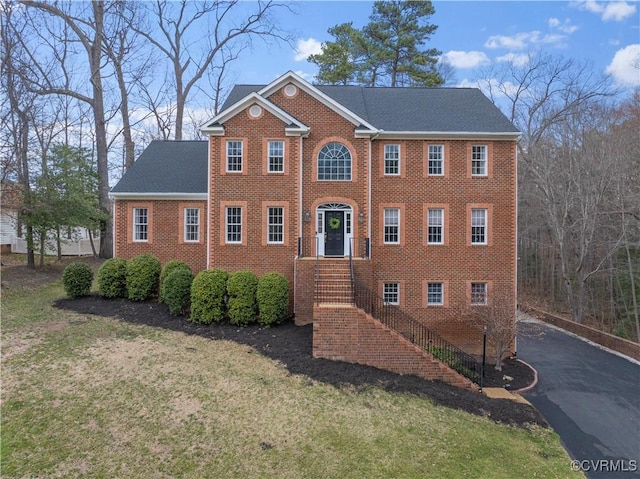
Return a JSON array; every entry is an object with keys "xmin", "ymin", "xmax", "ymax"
[
  {"xmin": 133, "ymin": 207, "xmax": 148, "ymax": 242},
  {"xmin": 226, "ymin": 140, "xmax": 243, "ymax": 173},
  {"xmin": 383, "ymin": 208, "xmax": 400, "ymax": 245},
  {"xmin": 267, "ymin": 140, "xmax": 284, "ymax": 173},
  {"xmin": 267, "ymin": 206, "xmax": 284, "ymax": 244},
  {"xmin": 225, "ymin": 206, "xmax": 242, "ymax": 244},
  {"xmin": 383, "ymin": 282, "xmax": 400, "ymax": 305},
  {"xmin": 384, "ymin": 144, "xmax": 400, "ymax": 176},
  {"xmin": 471, "ymin": 208, "xmax": 488, "ymax": 245},
  {"xmin": 471, "ymin": 282, "xmax": 488, "ymax": 305},
  {"xmin": 427, "ymin": 208, "xmax": 444, "ymax": 245},
  {"xmin": 318, "ymin": 142, "xmax": 352, "ymax": 181},
  {"xmin": 184, "ymin": 207, "xmax": 200, "ymax": 243},
  {"xmin": 428, "ymin": 144, "xmax": 444, "ymax": 176},
  {"xmin": 471, "ymin": 145, "xmax": 487, "ymax": 177},
  {"xmin": 427, "ymin": 282, "xmax": 444, "ymax": 306}
]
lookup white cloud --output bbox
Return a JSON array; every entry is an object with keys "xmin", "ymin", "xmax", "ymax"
[
  {"xmin": 485, "ymin": 31, "xmax": 566, "ymax": 50},
  {"xmin": 440, "ymin": 51, "xmax": 489, "ymax": 69},
  {"xmin": 548, "ymin": 17, "xmax": 579, "ymax": 34},
  {"xmin": 496, "ymin": 53, "xmax": 530, "ymax": 67},
  {"xmin": 294, "ymin": 38, "xmax": 322, "ymax": 62},
  {"xmin": 605, "ymin": 44, "xmax": 640, "ymax": 87},
  {"xmin": 571, "ymin": 1, "xmax": 637, "ymax": 21},
  {"xmin": 293, "ymin": 70, "xmax": 314, "ymax": 81}
]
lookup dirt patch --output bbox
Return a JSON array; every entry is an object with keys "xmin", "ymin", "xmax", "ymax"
[{"xmin": 55, "ymin": 295, "xmax": 544, "ymax": 428}]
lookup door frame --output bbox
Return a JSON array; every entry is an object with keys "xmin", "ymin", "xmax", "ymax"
[{"xmin": 315, "ymin": 203, "xmax": 353, "ymax": 257}]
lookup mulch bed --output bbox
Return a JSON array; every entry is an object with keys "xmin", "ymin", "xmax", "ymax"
[{"xmin": 54, "ymin": 294, "xmax": 544, "ymax": 428}]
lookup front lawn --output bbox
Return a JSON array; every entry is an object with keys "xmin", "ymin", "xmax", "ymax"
[{"xmin": 0, "ymin": 269, "xmax": 582, "ymax": 478}]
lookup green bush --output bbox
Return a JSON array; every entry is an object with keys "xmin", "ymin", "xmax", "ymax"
[
  {"xmin": 125, "ymin": 254, "xmax": 161, "ymax": 301},
  {"xmin": 97, "ymin": 258, "xmax": 128, "ymax": 299},
  {"xmin": 159, "ymin": 260, "xmax": 191, "ymax": 303},
  {"xmin": 257, "ymin": 272, "xmax": 289, "ymax": 326},
  {"xmin": 227, "ymin": 270, "xmax": 258, "ymax": 326},
  {"xmin": 162, "ymin": 268, "xmax": 194, "ymax": 316},
  {"xmin": 62, "ymin": 262, "xmax": 94, "ymax": 298},
  {"xmin": 190, "ymin": 269, "xmax": 228, "ymax": 325}
]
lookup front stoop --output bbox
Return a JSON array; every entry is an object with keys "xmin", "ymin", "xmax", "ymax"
[
  {"xmin": 316, "ymin": 259, "xmax": 353, "ymax": 304},
  {"xmin": 313, "ymin": 304, "xmax": 479, "ymax": 392}
]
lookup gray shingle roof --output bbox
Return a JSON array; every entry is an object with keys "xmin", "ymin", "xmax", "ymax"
[
  {"xmin": 110, "ymin": 140, "xmax": 208, "ymax": 194},
  {"xmin": 222, "ymin": 84, "xmax": 519, "ymax": 133}
]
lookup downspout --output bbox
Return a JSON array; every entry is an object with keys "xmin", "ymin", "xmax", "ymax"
[
  {"xmin": 513, "ymin": 141, "xmax": 519, "ymax": 356},
  {"xmin": 112, "ymin": 199, "xmax": 116, "ymax": 258},
  {"xmin": 294, "ymin": 134, "xmax": 305, "ymax": 315},
  {"xmin": 368, "ymin": 134, "xmax": 378, "ymax": 243},
  {"xmin": 206, "ymin": 136, "xmax": 212, "ymax": 269}
]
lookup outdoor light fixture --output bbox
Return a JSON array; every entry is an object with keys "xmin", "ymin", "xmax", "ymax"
[
  {"xmin": 358, "ymin": 212, "xmax": 365, "ymax": 223},
  {"xmin": 304, "ymin": 211, "xmax": 311, "ymax": 222}
]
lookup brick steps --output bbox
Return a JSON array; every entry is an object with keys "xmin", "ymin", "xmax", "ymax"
[{"xmin": 316, "ymin": 260, "xmax": 353, "ymax": 304}]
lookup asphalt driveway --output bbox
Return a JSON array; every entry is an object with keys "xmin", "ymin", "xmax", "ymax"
[{"xmin": 517, "ymin": 315, "xmax": 640, "ymax": 478}]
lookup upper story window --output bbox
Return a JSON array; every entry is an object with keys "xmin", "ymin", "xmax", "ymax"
[
  {"xmin": 318, "ymin": 142, "xmax": 351, "ymax": 181},
  {"xmin": 268, "ymin": 140, "xmax": 284, "ymax": 173},
  {"xmin": 133, "ymin": 207, "xmax": 148, "ymax": 242},
  {"xmin": 383, "ymin": 282, "xmax": 400, "ymax": 305},
  {"xmin": 471, "ymin": 145, "xmax": 487, "ymax": 176},
  {"xmin": 226, "ymin": 140, "xmax": 243, "ymax": 173},
  {"xmin": 471, "ymin": 282, "xmax": 488, "ymax": 305},
  {"xmin": 428, "ymin": 145, "xmax": 444, "ymax": 176},
  {"xmin": 184, "ymin": 207, "xmax": 199, "ymax": 242},
  {"xmin": 384, "ymin": 144, "xmax": 400, "ymax": 176},
  {"xmin": 427, "ymin": 282, "xmax": 444, "ymax": 305}
]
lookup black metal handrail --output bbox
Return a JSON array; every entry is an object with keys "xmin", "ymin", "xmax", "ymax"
[{"xmin": 351, "ymin": 281, "xmax": 481, "ymax": 385}]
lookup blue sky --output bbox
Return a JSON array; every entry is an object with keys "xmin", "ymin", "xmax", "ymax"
[{"xmin": 233, "ymin": 0, "xmax": 639, "ymax": 90}]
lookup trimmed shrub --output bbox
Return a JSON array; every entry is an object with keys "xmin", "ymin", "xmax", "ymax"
[
  {"xmin": 257, "ymin": 272, "xmax": 289, "ymax": 326},
  {"xmin": 227, "ymin": 270, "xmax": 258, "ymax": 326},
  {"xmin": 159, "ymin": 260, "xmax": 191, "ymax": 303},
  {"xmin": 97, "ymin": 258, "xmax": 128, "ymax": 299},
  {"xmin": 62, "ymin": 262, "xmax": 94, "ymax": 298},
  {"xmin": 190, "ymin": 269, "xmax": 228, "ymax": 325},
  {"xmin": 162, "ymin": 268, "xmax": 194, "ymax": 316},
  {"xmin": 126, "ymin": 253, "xmax": 161, "ymax": 301}
]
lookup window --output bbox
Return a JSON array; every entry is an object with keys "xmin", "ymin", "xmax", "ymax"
[
  {"xmin": 133, "ymin": 207, "xmax": 148, "ymax": 242},
  {"xmin": 427, "ymin": 208, "xmax": 444, "ymax": 244},
  {"xmin": 428, "ymin": 145, "xmax": 444, "ymax": 176},
  {"xmin": 384, "ymin": 208, "xmax": 399, "ymax": 244},
  {"xmin": 267, "ymin": 206, "xmax": 284, "ymax": 244},
  {"xmin": 471, "ymin": 282, "xmax": 488, "ymax": 305},
  {"xmin": 184, "ymin": 208, "xmax": 199, "ymax": 242},
  {"xmin": 226, "ymin": 140, "xmax": 243, "ymax": 172},
  {"xmin": 318, "ymin": 142, "xmax": 351, "ymax": 181},
  {"xmin": 268, "ymin": 140, "xmax": 284, "ymax": 173},
  {"xmin": 384, "ymin": 144, "xmax": 400, "ymax": 175},
  {"xmin": 471, "ymin": 145, "xmax": 487, "ymax": 176},
  {"xmin": 383, "ymin": 282, "xmax": 399, "ymax": 305},
  {"xmin": 471, "ymin": 208, "xmax": 487, "ymax": 244},
  {"xmin": 427, "ymin": 282, "xmax": 443, "ymax": 305},
  {"xmin": 225, "ymin": 206, "xmax": 242, "ymax": 243}
]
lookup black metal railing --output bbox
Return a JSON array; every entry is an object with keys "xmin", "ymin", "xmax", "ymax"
[
  {"xmin": 351, "ymin": 281, "xmax": 481, "ymax": 385},
  {"xmin": 297, "ymin": 236, "xmax": 370, "ymax": 259}
]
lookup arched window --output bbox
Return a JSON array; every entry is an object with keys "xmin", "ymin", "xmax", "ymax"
[{"xmin": 318, "ymin": 142, "xmax": 351, "ymax": 181}]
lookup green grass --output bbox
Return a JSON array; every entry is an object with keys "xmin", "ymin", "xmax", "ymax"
[{"xmin": 1, "ymin": 282, "xmax": 583, "ymax": 478}]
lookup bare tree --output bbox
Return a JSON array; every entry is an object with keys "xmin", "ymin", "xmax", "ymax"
[
  {"xmin": 129, "ymin": 0, "xmax": 292, "ymax": 140},
  {"xmin": 18, "ymin": 0, "xmax": 115, "ymax": 257},
  {"xmin": 465, "ymin": 287, "xmax": 515, "ymax": 371}
]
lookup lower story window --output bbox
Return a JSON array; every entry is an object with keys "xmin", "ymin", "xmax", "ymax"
[
  {"xmin": 226, "ymin": 206, "xmax": 242, "ymax": 243},
  {"xmin": 383, "ymin": 282, "xmax": 399, "ymax": 305},
  {"xmin": 427, "ymin": 282, "xmax": 443, "ymax": 305},
  {"xmin": 471, "ymin": 282, "xmax": 488, "ymax": 305},
  {"xmin": 184, "ymin": 207, "xmax": 199, "ymax": 242},
  {"xmin": 133, "ymin": 207, "xmax": 148, "ymax": 242}
]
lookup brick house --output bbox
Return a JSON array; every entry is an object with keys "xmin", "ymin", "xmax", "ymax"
[{"xmin": 110, "ymin": 71, "xmax": 520, "ymax": 388}]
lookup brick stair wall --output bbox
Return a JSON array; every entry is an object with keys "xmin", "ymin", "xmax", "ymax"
[
  {"xmin": 313, "ymin": 305, "xmax": 479, "ymax": 392},
  {"xmin": 316, "ymin": 260, "xmax": 353, "ymax": 304}
]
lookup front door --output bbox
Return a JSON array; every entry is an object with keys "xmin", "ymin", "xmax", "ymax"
[{"xmin": 324, "ymin": 211, "xmax": 344, "ymax": 256}]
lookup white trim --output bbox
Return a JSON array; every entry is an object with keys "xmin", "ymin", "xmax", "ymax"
[
  {"xmin": 183, "ymin": 207, "xmax": 200, "ymax": 243},
  {"xmin": 201, "ymin": 92, "xmax": 309, "ymax": 135},
  {"xmin": 112, "ymin": 201, "xmax": 116, "ymax": 258},
  {"xmin": 109, "ymin": 193, "xmax": 208, "ymax": 200},
  {"xmin": 207, "ymin": 140, "xmax": 211, "ymax": 268},
  {"xmin": 258, "ymin": 71, "xmax": 378, "ymax": 131}
]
